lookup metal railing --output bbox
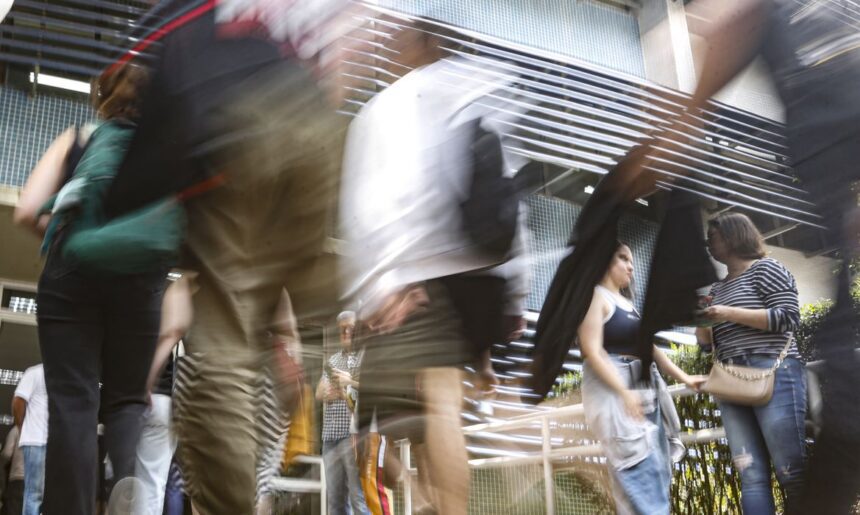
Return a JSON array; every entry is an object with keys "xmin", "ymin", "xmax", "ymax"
[
  {"xmin": 269, "ymin": 454, "xmax": 326, "ymax": 515},
  {"xmin": 394, "ymin": 384, "xmax": 724, "ymax": 515},
  {"xmin": 271, "ymin": 366, "xmax": 839, "ymax": 514},
  {"xmin": 270, "ymin": 357, "xmax": 838, "ymax": 515}
]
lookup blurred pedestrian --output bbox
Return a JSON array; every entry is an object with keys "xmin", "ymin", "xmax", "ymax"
[
  {"xmin": 103, "ymin": 6, "xmax": 344, "ymax": 512},
  {"xmin": 317, "ymin": 311, "xmax": 370, "ymax": 515},
  {"xmin": 340, "ymin": 20, "xmax": 531, "ymax": 515},
  {"xmin": 14, "ymin": 63, "xmax": 169, "ymax": 515},
  {"xmin": 13, "ymin": 365, "xmax": 48, "ymax": 515},
  {"xmin": 0, "ymin": 425, "xmax": 24, "ymax": 515}
]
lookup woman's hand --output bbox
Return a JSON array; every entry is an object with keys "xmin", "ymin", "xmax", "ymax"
[
  {"xmin": 366, "ymin": 284, "xmax": 429, "ymax": 334},
  {"xmin": 681, "ymin": 374, "xmax": 708, "ymax": 392},
  {"xmin": 708, "ymin": 304, "xmax": 772, "ymax": 332},
  {"xmin": 704, "ymin": 305, "xmax": 734, "ymax": 323},
  {"xmin": 621, "ymin": 389, "xmax": 644, "ymax": 421},
  {"xmin": 475, "ymin": 365, "xmax": 498, "ymax": 395}
]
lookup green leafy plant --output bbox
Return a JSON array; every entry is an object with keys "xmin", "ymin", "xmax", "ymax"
[
  {"xmin": 548, "ymin": 370, "xmax": 582, "ymax": 402},
  {"xmin": 667, "ymin": 344, "xmax": 748, "ymax": 514},
  {"xmin": 795, "ymin": 277, "xmax": 860, "ymax": 361}
]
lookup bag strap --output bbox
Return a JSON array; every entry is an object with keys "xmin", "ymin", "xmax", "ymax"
[
  {"xmin": 713, "ymin": 333, "xmax": 794, "ymax": 380},
  {"xmin": 712, "ymin": 260, "xmax": 793, "ymax": 375}
]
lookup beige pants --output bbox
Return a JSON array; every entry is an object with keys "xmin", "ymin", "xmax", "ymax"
[{"xmin": 172, "ymin": 62, "xmax": 343, "ymax": 515}]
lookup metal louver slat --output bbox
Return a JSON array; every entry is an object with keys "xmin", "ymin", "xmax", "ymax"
[
  {"xmin": 0, "ymin": 23, "xmax": 135, "ymax": 54},
  {"xmin": 343, "ymin": 8, "xmax": 820, "ymax": 229},
  {"xmin": 1, "ymin": 0, "xmax": 149, "ymax": 79},
  {"xmin": 6, "ymin": 11, "xmax": 127, "ymax": 40},
  {"xmin": 0, "ymin": 51, "xmax": 102, "ymax": 75},
  {"xmin": 0, "ymin": 36, "xmax": 119, "ymax": 66},
  {"xmin": 13, "ymin": 0, "xmax": 136, "ymax": 28}
]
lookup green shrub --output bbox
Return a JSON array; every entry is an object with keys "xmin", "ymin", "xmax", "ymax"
[{"xmin": 795, "ymin": 279, "xmax": 860, "ymax": 361}]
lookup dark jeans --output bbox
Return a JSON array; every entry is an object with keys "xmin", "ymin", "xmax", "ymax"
[
  {"xmin": 1, "ymin": 479, "xmax": 24, "ymax": 515},
  {"xmin": 37, "ymin": 252, "xmax": 165, "ymax": 515}
]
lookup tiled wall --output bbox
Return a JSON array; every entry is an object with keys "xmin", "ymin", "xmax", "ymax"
[
  {"xmin": 0, "ymin": 86, "xmax": 94, "ymax": 188},
  {"xmin": 378, "ymin": 0, "xmax": 646, "ymax": 77},
  {"xmin": 525, "ymin": 194, "xmax": 659, "ymax": 312}
]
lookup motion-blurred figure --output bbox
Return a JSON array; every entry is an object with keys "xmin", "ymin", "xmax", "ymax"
[
  {"xmin": 621, "ymin": 1, "xmax": 860, "ymax": 512},
  {"xmin": 103, "ymin": 3, "xmax": 347, "ymax": 513},
  {"xmin": 255, "ymin": 289, "xmax": 302, "ymax": 515},
  {"xmin": 340, "ymin": 20, "xmax": 531, "ymax": 515}
]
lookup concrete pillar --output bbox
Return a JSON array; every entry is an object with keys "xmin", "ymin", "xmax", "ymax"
[{"xmin": 638, "ymin": 0, "xmax": 696, "ymax": 93}]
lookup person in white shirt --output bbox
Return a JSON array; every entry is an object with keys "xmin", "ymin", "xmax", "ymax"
[
  {"xmin": 340, "ymin": 20, "xmax": 530, "ymax": 515},
  {"xmin": 133, "ymin": 273, "xmax": 194, "ymax": 515},
  {"xmin": 13, "ymin": 364, "xmax": 48, "ymax": 515}
]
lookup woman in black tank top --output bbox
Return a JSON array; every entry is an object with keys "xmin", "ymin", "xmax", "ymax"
[{"xmin": 578, "ymin": 242, "xmax": 705, "ymax": 514}]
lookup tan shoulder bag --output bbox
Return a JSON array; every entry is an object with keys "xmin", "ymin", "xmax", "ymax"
[{"xmin": 700, "ymin": 336, "xmax": 793, "ymax": 406}]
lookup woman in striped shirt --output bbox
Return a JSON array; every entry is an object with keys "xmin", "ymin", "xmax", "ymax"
[{"xmin": 697, "ymin": 213, "xmax": 806, "ymax": 514}]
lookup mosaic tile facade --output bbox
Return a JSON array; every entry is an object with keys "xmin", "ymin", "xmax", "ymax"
[
  {"xmin": 0, "ymin": 86, "xmax": 94, "ymax": 188},
  {"xmin": 525, "ymin": 194, "xmax": 659, "ymax": 312},
  {"xmin": 378, "ymin": 0, "xmax": 646, "ymax": 77}
]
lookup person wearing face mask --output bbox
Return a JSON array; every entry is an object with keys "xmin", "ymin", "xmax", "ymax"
[{"xmin": 579, "ymin": 242, "xmax": 705, "ymax": 515}]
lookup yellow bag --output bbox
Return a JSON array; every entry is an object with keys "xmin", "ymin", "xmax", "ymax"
[{"xmin": 281, "ymin": 384, "xmax": 315, "ymax": 469}]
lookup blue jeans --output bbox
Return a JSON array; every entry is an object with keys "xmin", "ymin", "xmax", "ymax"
[
  {"xmin": 22, "ymin": 444, "xmax": 46, "ymax": 515},
  {"xmin": 719, "ymin": 356, "xmax": 807, "ymax": 514},
  {"xmin": 322, "ymin": 436, "xmax": 371, "ymax": 515},
  {"xmin": 162, "ymin": 458, "xmax": 184, "ymax": 515},
  {"xmin": 610, "ymin": 400, "xmax": 671, "ymax": 515}
]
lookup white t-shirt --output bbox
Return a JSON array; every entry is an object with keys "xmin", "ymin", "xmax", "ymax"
[
  {"xmin": 340, "ymin": 57, "xmax": 529, "ymax": 313},
  {"xmin": 15, "ymin": 365, "xmax": 48, "ymax": 447}
]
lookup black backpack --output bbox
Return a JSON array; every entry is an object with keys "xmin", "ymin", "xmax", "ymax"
[{"xmin": 460, "ymin": 121, "xmax": 521, "ymax": 258}]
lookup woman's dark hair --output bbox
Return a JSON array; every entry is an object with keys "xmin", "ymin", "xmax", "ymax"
[
  {"xmin": 94, "ymin": 63, "xmax": 148, "ymax": 121},
  {"xmin": 708, "ymin": 213, "xmax": 767, "ymax": 260}
]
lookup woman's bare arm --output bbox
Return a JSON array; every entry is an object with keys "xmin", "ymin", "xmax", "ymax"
[{"xmin": 14, "ymin": 127, "xmax": 77, "ymax": 234}]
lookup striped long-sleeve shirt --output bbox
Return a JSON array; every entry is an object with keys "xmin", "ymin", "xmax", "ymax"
[{"xmin": 709, "ymin": 258, "xmax": 801, "ymax": 361}]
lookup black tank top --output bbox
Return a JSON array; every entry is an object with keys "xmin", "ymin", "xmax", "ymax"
[{"xmin": 598, "ymin": 287, "xmax": 641, "ymax": 356}]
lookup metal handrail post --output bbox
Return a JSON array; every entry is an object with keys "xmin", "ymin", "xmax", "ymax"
[
  {"xmin": 319, "ymin": 453, "xmax": 326, "ymax": 515},
  {"xmin": 541, "ymin": 417, "xmax": 555, "ymax": 515},
  {"xmin": 400, "ymin": 439, "xmax": 413, "ymax": 515}
]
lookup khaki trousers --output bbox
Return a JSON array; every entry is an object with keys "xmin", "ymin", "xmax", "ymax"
[{"xmin": 172, "ymin": 62, "xmax": 343, "ymax": 515}]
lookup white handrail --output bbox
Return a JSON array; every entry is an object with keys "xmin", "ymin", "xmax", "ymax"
[
  {"xmin": 463, "ymin": 383, "xmax": 694, "ymax": 435},
  {"xmin": 270, "ymin": 454, "xmax": 326, "ymax": 515},
  {"xmin": 396, "ymin": 385, "xmax": 719, "ymax": 515}
]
